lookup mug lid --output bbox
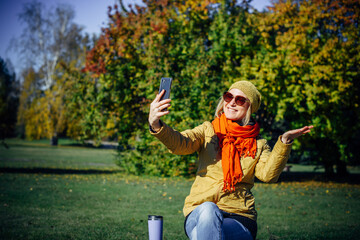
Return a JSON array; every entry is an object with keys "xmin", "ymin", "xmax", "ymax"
[{"xmin": 148, "ymin": 215, "xmax": 163, "ymax": 220}]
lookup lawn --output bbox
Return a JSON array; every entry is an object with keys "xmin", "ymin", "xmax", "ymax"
[
  {"xmin": 0, "ymin": 138, "xmax": 118, "ymax": 171},
  {"xmin": 0, "ymin": 139, "xmax": 359, "ymax": 239}
]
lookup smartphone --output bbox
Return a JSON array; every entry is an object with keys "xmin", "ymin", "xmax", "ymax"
[{"xmin": 158, "ymin": 77, "xmax": 172, "ymax": 101}]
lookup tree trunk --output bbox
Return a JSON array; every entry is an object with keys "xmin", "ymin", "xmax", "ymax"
[
  {"xmin": 316, "ymin": 138, "xmax": 339, "ymax": 178},
  {"xmin": 323, "ymin": 162, "xmax": 335, "ymax": 178},
  {"xmin": 51, "ymin": 135, "xmax": 58, "ymax": 146},
  {"xmin": 336, "ymin": 159, "xmax": 348, "ymax": 177}
]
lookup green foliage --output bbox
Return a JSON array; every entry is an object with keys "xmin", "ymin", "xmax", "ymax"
[
  {"xmin": 116, "ymin": 128, "xmax": 197, "ymax": 177},
  {"xmin": 0, "ymin": 58, "xmax": 18, "ymax": 139},
  {"xmin": 240, "ymin": 0, "xmax": 360, "ymax": 174}
]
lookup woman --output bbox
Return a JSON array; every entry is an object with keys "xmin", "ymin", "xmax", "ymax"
[{"xmin": 148, "ymin": 81, "xmax": 313, "ymax": 240}]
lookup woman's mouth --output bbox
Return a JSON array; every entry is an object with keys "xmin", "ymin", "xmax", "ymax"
[{"xmin": 227, "ymin": 108, "xmax": 237, "ymax": 112}]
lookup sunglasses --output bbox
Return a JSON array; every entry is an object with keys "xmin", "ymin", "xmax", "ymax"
[{"xmin": 223, "ymin": 92, "xmax": 249, "ymax": 106}]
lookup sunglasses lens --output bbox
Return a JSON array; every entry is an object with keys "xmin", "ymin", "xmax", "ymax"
[
  {"xmin": 223, "ymin": 92, "xmax": 233, "ymax": 103},
  {"xmin": 235, "ymin": 96, "xmax": 246, "ymax": 106}
]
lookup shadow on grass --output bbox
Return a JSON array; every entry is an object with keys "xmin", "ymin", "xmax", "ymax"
[
  {"xmin": 0, "ymin": 167, "xmax": 121, "ymax": 175},
  {"xmin": 274, "ymin": 172, "xmax": 360, "ymax": 184},
  {"xmin": 1, "ymin": 167, "xmax": 359, "ymax": 184},
  {"xmin": 61, "ymin": 143, "xmax": 118, "ymax": 149},
  {"xmin": 2, "ymin": 142, "xmax": 118, "ymax": 150}
]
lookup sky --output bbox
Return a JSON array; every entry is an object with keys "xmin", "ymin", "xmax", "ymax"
[{"xmin": 0, "ymin": 0, "xmax": 270, "ymax": 76}]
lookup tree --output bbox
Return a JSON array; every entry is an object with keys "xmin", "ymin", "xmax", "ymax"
[
  {"xmin": 83, "ymin": 0, "xmax": 260, "ymax": 176},
  {"xmin": 241, "ymin": 0, "xmax": 360, "ymax": 176},
  {"xmin": 0, "ymin": 58, "xmax": 19, "ymax": 142},
  {"xmin": 16, "ymin": 0, "xmax": 87, "ymax": 145}
]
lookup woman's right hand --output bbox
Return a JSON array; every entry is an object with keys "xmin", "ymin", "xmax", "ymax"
[{"xmin": 148, "ymin": 90, "xmax": 171, "ymax": 132}]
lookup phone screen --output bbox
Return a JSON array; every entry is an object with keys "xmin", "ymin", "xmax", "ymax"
[{"xmin": 159, "ymin": 77, "xmax": 172, "ymax": 101}]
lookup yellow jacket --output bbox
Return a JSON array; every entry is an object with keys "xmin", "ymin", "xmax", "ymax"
[{"xmin": 151, "ymin": 121, "xmax": 292, "ymax": 221}]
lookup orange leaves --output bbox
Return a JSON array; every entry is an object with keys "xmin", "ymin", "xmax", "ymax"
[
  {"xmin": 84, "ymin": 0, "xmax": 220, "ymax": 77},
  {"xmin": 85, "ymin": 1, "xmax": 170, "ymax": 75},
  {"xmin": 150, "ymin": 20, "xmax": 168, "ymax": 35}
]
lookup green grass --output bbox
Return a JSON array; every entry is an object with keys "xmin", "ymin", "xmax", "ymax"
[
  {"xmin": 254, "ymin": 182, "xmax": 360, "ymax": 239},
  {"xmin": 0, "ymin": 173, "xmax": 190, "ymax": 239},
  {"xmin": 0, "ymin": 138, "xmax": 118, "ymax": 171},
  {"xmin": 282, "ymin": 163, "xmax": 360, "ymax": 174},
  {"xmin": 0, "ymin": 139, "xmax": 360, "ymax": 239}
]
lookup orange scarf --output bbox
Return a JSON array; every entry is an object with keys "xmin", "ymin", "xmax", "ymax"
[{"xmin": 212, "ymin": 113, "xmax": 260, "ymax": 192}]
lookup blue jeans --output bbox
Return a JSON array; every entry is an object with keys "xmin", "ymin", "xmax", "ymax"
[{"xmin": 185, "ymin": 202, "xmax": 253, "ymax": 240}]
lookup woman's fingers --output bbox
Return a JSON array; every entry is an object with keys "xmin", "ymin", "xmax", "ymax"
[
  {"xmin": 156, "ymin": 110, "xmax": 169, "ymax": 118},
  {"xmin": 151, "ymin": 99, "xmax": 171, "ymax": 112},
  {"xmin": 282, "ymin": 125, "xmax": 314, "ymax": 143},
  {"xmin": 299, "ymin": 125, "xmax": 314, "ymax": 135},
  {"xmin": 153, "ymin": 104, "xmax": 171, "ymax": 118},
  {"xmin": 149, "ymin": 90, "xmax": 172, "ymax": 128},
  {"xmin": 151, "ymin": 95, "xmax": 171, "ymax": 109},
  {"xmin": 295, "ymin": 126, "xmax": 313, "ymax": 137},
  {"xmin": 158, "ymin": 103, "xmax": 171, "ymax": 111},
  {"xmin": 153, "ymin": 89, "xmax": 166, "ymax": 103}
]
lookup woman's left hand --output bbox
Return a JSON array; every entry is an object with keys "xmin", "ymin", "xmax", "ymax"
[{"xmin": 281, "ymin": 125, "xmax": 314, "ymax": 144}]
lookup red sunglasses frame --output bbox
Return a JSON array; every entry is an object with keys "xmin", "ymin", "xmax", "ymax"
[{"xmin": 223, "ymin": 92, "xmax": 249, "ymax": 106}]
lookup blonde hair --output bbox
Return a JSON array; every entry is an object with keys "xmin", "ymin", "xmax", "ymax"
[{"xmin": 214, "ymin": 97, "xmax": 252, "ymax": 126}]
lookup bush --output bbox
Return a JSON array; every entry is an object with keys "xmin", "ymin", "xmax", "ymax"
[{"xmin": 116, "ymin": 129, "xmax": 197, "ymax": 177}]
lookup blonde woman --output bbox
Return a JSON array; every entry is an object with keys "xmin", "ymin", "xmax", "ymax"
[{"xmin": 148, "ymin": 81, "xmax": 313, "ymax": 240}]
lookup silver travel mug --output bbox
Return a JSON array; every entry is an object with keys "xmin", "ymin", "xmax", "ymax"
[{"xmin": 148, "ymin": 215, "xmax": 163, "ymax": 240}]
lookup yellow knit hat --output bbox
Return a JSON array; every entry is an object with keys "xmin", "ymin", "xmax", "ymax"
[{"xmin": 229, "ymin": 81, "xmax": 261, "ymax": 114}]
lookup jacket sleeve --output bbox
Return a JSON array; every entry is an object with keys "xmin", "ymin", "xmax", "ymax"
[
  {"xmin": 150, "ymin": 121, "xmax": 206, "ymax": 155},
  {"xmin": 254, "ymin": 136, "xmax": 292, "ymax": 183}
]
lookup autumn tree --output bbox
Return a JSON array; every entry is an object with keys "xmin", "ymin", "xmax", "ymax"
[
  {"xmin": 241, "ymin": 0, "xmax": 360, "ymax": 176},
  {"xmin": 17, "ymin": 67, "xmax": 47, "ymax": 140},
  {"xmin": 83, "ymin": 0, "xmax": 260, "ymax": 176},
  {"xmin": 16, "ymin": 0, "xmax": 88, "ymax": 145}
]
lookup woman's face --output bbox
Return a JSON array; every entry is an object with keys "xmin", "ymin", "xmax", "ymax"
[{"xmin": 223, "ymin": 88, "xmax": 250, "ymax": 121}]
